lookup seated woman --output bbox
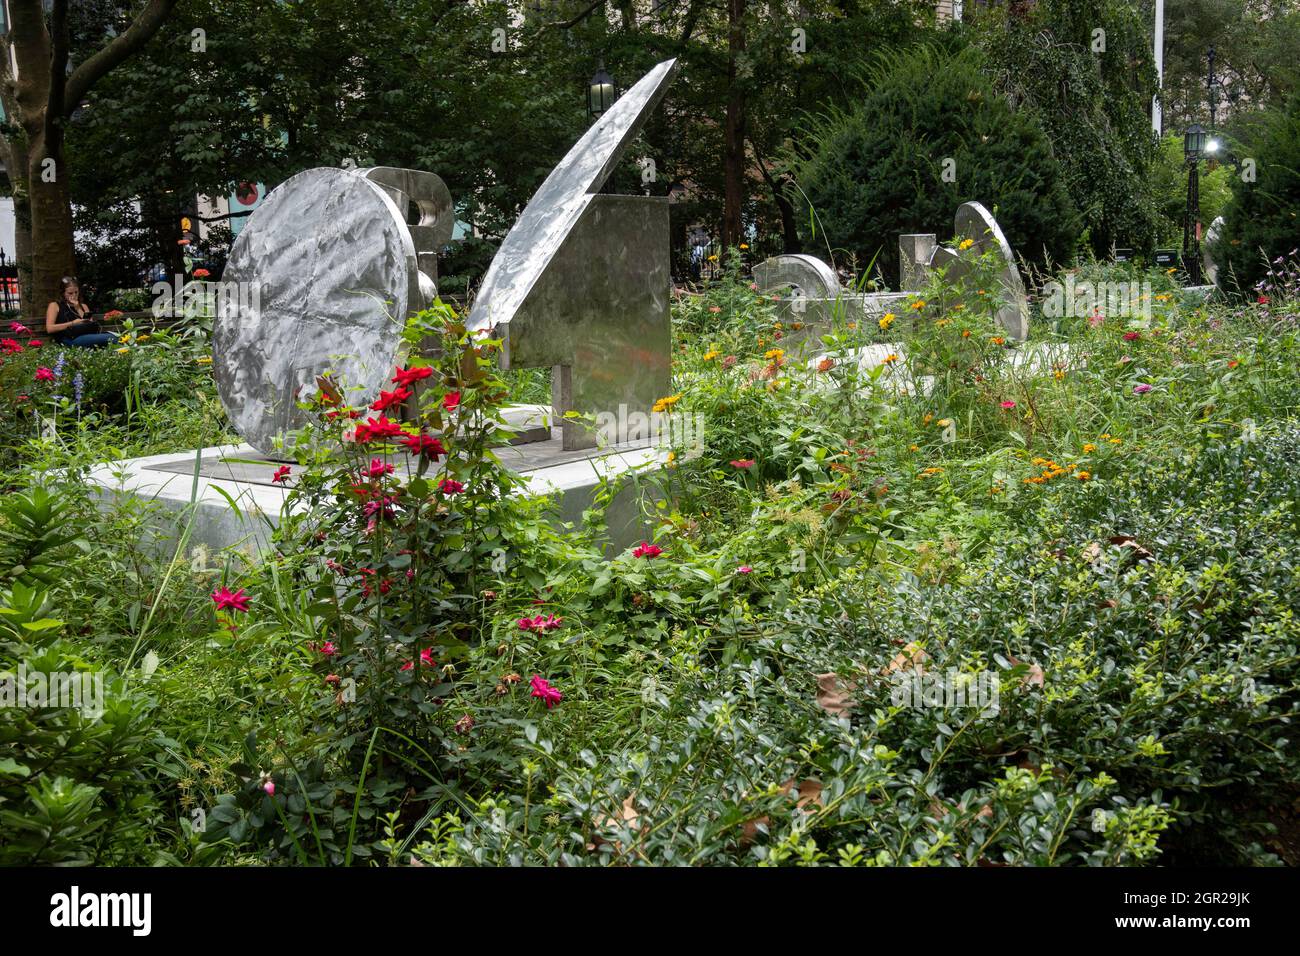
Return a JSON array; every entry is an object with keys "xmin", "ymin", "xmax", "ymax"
[{"xmin": 46, "ymin": 276, "xmax": 115, "ymax": 348}]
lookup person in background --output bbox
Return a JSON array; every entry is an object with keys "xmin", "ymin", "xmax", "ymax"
[{"xmin": 46, "ymin": 276, "xmax": 114, "ymax": 348}]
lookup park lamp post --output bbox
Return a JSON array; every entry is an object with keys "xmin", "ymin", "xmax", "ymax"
[
  {"xmin": 1182, "ymin": 123, "xmax": 1206, "ymax": 285},
  {"xmin": 588, "ymin": 66, "xmax": 616, "ymax": 122}
]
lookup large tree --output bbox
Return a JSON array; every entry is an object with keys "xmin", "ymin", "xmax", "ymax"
[{"xmin": 1, "ymin": 0, "xmax": 181, "ymax": 320}]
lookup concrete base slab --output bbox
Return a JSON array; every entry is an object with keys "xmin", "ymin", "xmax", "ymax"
[{"xmin": 87, "ymin": 429, "xmax": 664, "ymax": 558}]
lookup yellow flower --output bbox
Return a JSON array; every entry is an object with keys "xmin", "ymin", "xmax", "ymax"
[
  {"xmin": 846, "ymin": 321, "xmax": 858, "ymax": 330},
  {"xmin": 137, "ymin": 334, "xmax": 150, "ymax": 342},
  {"xmin": 936, "ymin": 418, "xmax": 952, "ymax": 427},
  {"xmin": 1082, "ymin": 443, "xmax": 1097, "ymax": 453},
  {"xmin": 910, "ymin": 300, "xmax": 926, "ymax": 310},
  {"xmin": 1109, "ymin": 437, "xmax": 1122, "ymax": 445},
  {"xmin": 958, "ymin": 238, "xmax": 975, "ymax": 251},
  {"xmin": 1075, "ymin": 471, "xmax": 1091, "ymax": 481},
  {"xmin": 923, "ymin": 413, "xmax": 933, "ymax": 425},
  {"xmin": 882, "ymin": 354, "xmax": 899, "ymax": 365},
  {"xmin": 652, "ymin": 394, "xmax": 682, "ymax": 413},
  {"xmin": 119, "ymin": 334, "xmax": 131, "ymax": 344},
  {"xmin": 879, "ymin": 312, "xmax": 896, "ymax": 330},
  {"xmin": 935, "ymin": 318, "xmax": 951, "ymax": 327},
  {"xmin": 196, "ymin": 356, "xmax": 213, "ymax": 365},
  {"xmin": 909, "ymin": 444, "xmax": 920, "ymax": 452},
  {"xmin": 116, "ymin": 347, "xmax": 130, "ymax": 354},
  {"xmin": 1054, "ymin": 369, "xmax": 1065, "ymax": 381},
  {"xmin": 961, "ymin": 329, "xmax": 971, "ymax": 338},
  {"xmin": 952, "ymin": 303, "xmax": 965, "ymax": 311},
  {"xmin": 991, "ymin": 336, "xmax": 1005, "ymax": 346},
  {"xmin": 764, "ymin": 348, "xmax": 785, "ymax": 362},
  {"xmin": 703, "ymin": 349, "xmax": 720, "ymax": 362}
]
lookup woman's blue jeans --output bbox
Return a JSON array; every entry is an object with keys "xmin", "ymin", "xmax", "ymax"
[{"xmin": 64, "ymin": 333, "xmax": 117, "ymax": 348}]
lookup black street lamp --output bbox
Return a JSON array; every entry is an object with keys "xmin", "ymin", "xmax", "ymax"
[
  {"xmin": 1182, "ymin": 124, "xmax": 1206, "ymax": 285},
  {"xmin": 588, "ymin": 66, "xmax": 616, "ymax": 122}
]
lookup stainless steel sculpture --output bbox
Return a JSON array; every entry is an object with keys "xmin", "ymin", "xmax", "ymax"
[
  {"xmin": 930, "ymin": 202, "xmax": 1029, "ymax": 340},
  {"xmin": 215, "ymin": 166, "xmax": 452, "ymax": 455},
  {"xmin": 751, "ymin": 254, "xmax": 840, "ymax": 300},
  {"xmin": 467, "ymin": 58, "xmax": 678, "ymax": 450},
  {"xmin": 752, "ymin": 201, "xmax": 1030, "ymax": 340}
]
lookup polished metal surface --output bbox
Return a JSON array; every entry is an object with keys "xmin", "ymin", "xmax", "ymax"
[
  {"xmin": 215, "ymin": 167, "xmax": 428, "ymax": 456},
  {"xmin": 360, "ymin": 166, "xmax": 454, "ymax": 280},
  {"xmin": 752, "ymin": 254, "xmax": 842, "ymax": 298},
  {"xmin": 753, "ymin": 203, "xmax": 1029, "ymax": 340},
  {"xmin": 931, "ymin": 201, "xmax": 1029, "ymax": 339},
  {"xmin": 468, "ymin": 59, "xmax": 678, "ymax": 450}
]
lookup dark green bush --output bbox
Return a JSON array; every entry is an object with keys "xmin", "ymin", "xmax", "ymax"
[
  {"xmin": 1215, "ymin": 94, "xmax": 1300, "ymax": 293},
  {"xmin": 794, "ymin": 45, "xmax": 1080, "ymax": 285}
]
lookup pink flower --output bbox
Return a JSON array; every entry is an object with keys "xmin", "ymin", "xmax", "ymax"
[
  {"xmin": 1087, "ymin": 311, "xmax": 1104, "ymax": 327},
  {"xmin": 518, "ymin": 614, "xmax": 563, "ymax": 633},
  {"xmin": 530, "ymin": 674, "xmax": 563, "ymax": 709},
  {"xmin": 999, "ymin": 401, "xmax": 1016, "ymax": 410},
  {"xmin": 1123, "ymin": 331, "xmax": 1141, "ymax": 342},
  {"xmin": 730, "ymin": 458, "xmax": 755, "ymax": 469},
  {"xmin": 34, "ymin": 367, "xmax": 55, "ymax": 382},
  {"xmin": 28, "ymin": 340, "xmax": 42, "ymax": 348},
  {"xmin": 737, "ymin": 565, "xmax": 753, "ymax": 574},
  {"xmin": 271, "ymin": 465, "xmax": 291, "ymax": 484},
  {"xmin": 318, "ymin": 641, "xmax": 338, "ymax": 657},
  {"xmin": 721, "ymin": 355, "xmax": 738, "ymax": 368},
  {"xmin": 211, "ymin": 586, "xmax": 250, "ymax": 613},
  {"xmin": 438, "ymin": 478, "xmax": 465, "ymax": 495},
  {"xmin": 1132, "ymin": 383, "xmax": 1152, "ymax": 394},
  {"xmin": 363, "ymin": 457, "xmax": 394, "ymax": 479},
  {"xmin": 455, "ymin": 713, "xmax": 474, "ymax": 734},
  {"xmin": 400, "ymin": 647, "xmax": 436, "ymax": 671},
  {"xmin": 631, "ymin": 541, "xmax": 663, "ymax": 559},
  {"xmin": 0, "ymin": 338, "xmax": 23, "ymax": 354},
  {"xmin": 261, "ymin": 777, "xmax": 275, "ymax": 796},
  {"xmin": 9, "ymin": 321, "xmax": 28, "ymax": 333},
  {"xmin": 442, "ymin": 391, "xmax": 461, "ymax": 411}
]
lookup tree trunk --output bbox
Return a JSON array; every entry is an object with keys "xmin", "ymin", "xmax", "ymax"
[
  {"xmin": 25, "ymin": 134, "xmax": 77, "ymax": 319},
  {"xmin": 721, "ymin": 0, "xmax": 746, "ymax": 251}
]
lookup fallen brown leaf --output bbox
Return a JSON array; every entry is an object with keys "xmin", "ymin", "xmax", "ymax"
[
  {"xmin": 881, "ymin": 642, "xmax": 929, "ymax": 676},
  {"xmin": 815, "ymin": 672, "xmax": 857, "ymax": 716}
]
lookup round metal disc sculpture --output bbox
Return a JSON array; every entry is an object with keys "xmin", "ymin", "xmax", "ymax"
[
  {"xmin": 932, "ymin": 201, "xmax": 1029, "ymax": 340},
  {"xmin": 214, "ymin": 167, "xmax": 421, "ymax": 456}
]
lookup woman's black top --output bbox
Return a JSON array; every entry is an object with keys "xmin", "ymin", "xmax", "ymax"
[{"xmin": 52, "ymin": 301, "xmax": 97, "ymax": 343}]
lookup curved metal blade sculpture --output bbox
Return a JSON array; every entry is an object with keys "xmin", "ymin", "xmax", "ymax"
[{"xmin": 467, "ymin": 58, "xmax": 678, "ymax": 450}]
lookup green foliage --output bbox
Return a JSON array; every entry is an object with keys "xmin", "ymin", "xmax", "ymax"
[
  {"xmin": 4, "ymin": 257, "xmax": 1300, "ymax": 867},
  {"xmin": 1152, "ymin": 133, "xmax": 1233, "ymax": 247},
  {"xmin": 1215, "ymin": 95, "xmax": 1300, "ymax": 293},
  {"xmin": 973, "ymin": 0, "xmax": 1162, "ymax": 257},
  {"xmin": 794, "ymin": 45, "xmax": 1080, "ymax": 285}
]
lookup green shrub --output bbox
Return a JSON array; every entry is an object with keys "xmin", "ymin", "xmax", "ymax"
[
  {"xmin": 794, "ymin": 45, "xmax": 1080, "ymax": 286},
  {"xmin": 1215, "ymin": 94, "xmax": 1300, "ymax": 293}
]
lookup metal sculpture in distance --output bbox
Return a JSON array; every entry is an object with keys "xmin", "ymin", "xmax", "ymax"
[
  {"xmin": 214, "ymin": 166, "xmax": 452, "ymax": 456},
  {"xmin": 752, "ymin": 201, "xmax": 1030, "ymax": 341},
  {"xmin": 467, "ymin": 58, "xmax": 678, "ymax": 450}
]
